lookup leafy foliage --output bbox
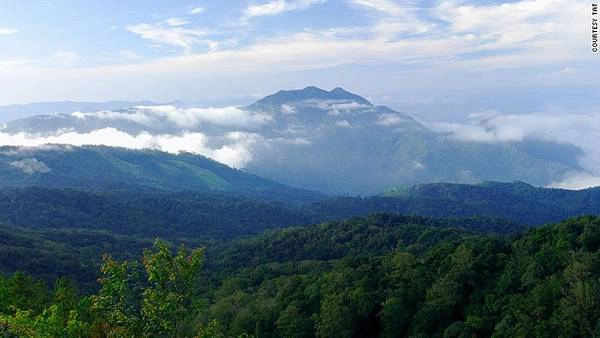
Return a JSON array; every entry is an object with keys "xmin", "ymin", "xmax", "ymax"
[{"xmin": 4, "ymin": 215, "xmax": 600, "ymax": 337}]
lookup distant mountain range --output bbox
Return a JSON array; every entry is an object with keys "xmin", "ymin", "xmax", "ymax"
[
  {"xmin": 0, "ymin": 100, "xmax": 158, "ymax": 123},
  {"xmin": 0, "ymin": 87, "xmax": 585, "ymax": 194},
  {"xmin": 1, "ymin": 180, "xmax": 598, "ymax": 239}
]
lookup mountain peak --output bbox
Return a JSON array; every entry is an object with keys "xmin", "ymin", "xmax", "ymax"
[
  {"xmin": 329, "ymin": 87, "xmax": 350, "ymax": 94},
  {"xmin": 249, "ymin": 86, "xmax": 373, "ymax": 111}
]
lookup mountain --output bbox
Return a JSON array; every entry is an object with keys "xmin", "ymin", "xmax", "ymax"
[
  {"xmin": 0, "ymin": 100, "xmax": 156, "ymax": 123},
  {"xmin": 247, "ymin": 86, "xmax": 373, "ymax": 111},
  {"xmin": 308, "ymin": 181, "xmax": 600, "ymax": 226},
  {"xmin": 0, "ymin": 145, "xmax": 322, "ymax": 203},
  {"xmin": 0, "ymin": 87, "xmax": 584, "ymax": 194},
  {"xmin": 242, "ymin": 87, "xmax": 582, "ymax": 193}
]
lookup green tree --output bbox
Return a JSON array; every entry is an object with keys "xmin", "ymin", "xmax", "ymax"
[{"xmin": 140, "ymin": 240, "xmax": 205, "ymax": 337}]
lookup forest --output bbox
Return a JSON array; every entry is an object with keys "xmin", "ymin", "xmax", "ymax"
[{"xmin": 3, "ymin": 214, "xmax": 600, "ymax": 337}]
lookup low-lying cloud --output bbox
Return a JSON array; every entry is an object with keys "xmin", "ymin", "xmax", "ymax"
[
  {"xmin": 273, "ymin": 99, "xmax": 372, "ymax": 117},
  {"xmin": 424, "ymin": 111, "xmax": 600, "ymax": 189},
  {"xmin": 73, "ymin": 105, "xmax": 273, "ymax": 129},
  {"xmin": 0, "ymin": 128, "xmax": 260, "ymax": 168},
  {"xmin": 9, "ymin": 158, "xmax": 51, "ymax": 174}
]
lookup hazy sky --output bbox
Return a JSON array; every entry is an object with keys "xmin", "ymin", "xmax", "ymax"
[{"xmin": 0, "ymin": 0, "xmax": 596, "ymax": 119}]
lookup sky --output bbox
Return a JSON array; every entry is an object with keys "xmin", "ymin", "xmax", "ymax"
[{"xmin": 0, "ymin": 0, "xmax": 595, "ymax": 119}]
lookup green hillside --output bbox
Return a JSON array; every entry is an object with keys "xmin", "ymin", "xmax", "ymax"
[{"xmin": 0, "ymin": 145, "xmax": 322, "ymax": 203}]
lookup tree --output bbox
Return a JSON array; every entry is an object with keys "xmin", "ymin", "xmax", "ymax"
[
  {"xmin": 91, "ymin": 239, "xmax": 205, "ymax": 337},
  {"xmin": 140, "ymin": 240, "xmax": 205, "ymax": 337}
]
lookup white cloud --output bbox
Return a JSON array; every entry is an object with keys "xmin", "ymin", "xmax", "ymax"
[
  {"xmin": 52, "ymin": 51, "xmax": 81, "ymax": 66},
  {"xmin": 165, "ymin": 18, "xmax": 189, "ymax": 27},
  {"xmin": 0, "ymin": 1, "xmax": 591, "ymax": 103},
  {"xmin": 0, "ymin": 28, "xmax": 18, "ymax": 35},
  {"xmin": 412, "ymin": 161, "xmax": 425, "ymax": 170},
  {"xmin": 1, "ymin": 144, "xmax": 74, "ymax": 156},
  {"xmin": 335, "ymin": 120, "xmax": 352, "ymax": 128},
  {"xmin": 551, "ymin": 173, "xmax": 600, "ymax": 190},
  {"xmin": 190, "ymin": 7, "xmax": 205, "ymax": 15},
  {"xmin": 423, "ymin": 110, "xmax": 600, "ymax": 189},
  {"xmin": 280, "ymin": 104, "xmax": 297, "ymax": 115},
  {"xmin": 243, "ymin": 0, "xmax": 326, "ymax": 19},
  {"xmin": 0, "ymin": 128, "xmax": 259, "ymax": 168},
  {"xmin": 73, "ymin": 105, "xmax": 274, "ymax": 129},
  {"xmin": 9, "ymin": 158, "xmax": 51, "ymax": 174},
  {"xmin": 349, "ymin": 0, "xmax": 432, "ymax": 37},
  {"xmin": 298, "ymin": 99, "xmax": 371, "ymax": 116},
  {"xmin": 376, "ymin": 113, "xmax": 410, "ymax": 126},
  {"xmin": 0, "ymin": 59, "xmax": 33, "ymax": 68},
  {"xmin": 118, "ymin": 50, "xmax": 143, "ymax": 60},
  {"xmin": 348, "ymin": 0, "xmax": 410, "ymax": 16},
  {"xmin": 434, "ymin": 0, "xmax": 586, "ymax": 53},
  {"xmin": 126, "ymin": 20, "xmax": 211, "ymax": 51}
]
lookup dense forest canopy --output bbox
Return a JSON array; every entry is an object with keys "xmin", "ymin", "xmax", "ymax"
[
  {"xmin": 0, "ymin": 177, "xmax": 598, "ymax": 337},
  {"xmin": 3, "ymin": 215, "xmax": 600, "ymax": 337},
  {"xmin": 1, "ymin": 180, "xmax": 598, "ymax": 241}
]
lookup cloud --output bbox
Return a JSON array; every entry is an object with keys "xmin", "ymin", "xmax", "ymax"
[
  {"xmin": 348, "ymin": 0, "xmax": 409, "ymax": 16},
  {"xmin": 190, "ymin": 7, "xmax": 205, "ymax": 15},
  {"xmin": 348, "ymin": 0, "xmax": 432, "ymax": 37},
  {"xmin": 126, "ymin": 20, "xmax": 211, "ymax": 51},
  {"xmin": 52, "ymin": 51, "xmax": 81, "ymax": 66},
  {"xmin": 335, "ymin": 120, "xmax": 352, "ymax": 128},
  {"xmin": 0, "ymin": 128, "xmax": 260, "ymax": 168},
  {"xmin": 423, "ymin": 110, "xmax": 600, "ymax": 189},
  {"xmin": 72, "ymin": 105, "xmax": 274, "ymax": 129},
  {"xmin": 434, "ymin": 0, "xmax": 586, "ymax": 55},
  {"xmin": 0, "ymin": 101, "xmax": 281, "ymax": 168},
  {"xmin": 412, "ymin": 160, "xmax": 425, "ymax": 170},
  {"xmin": 280, "ymin": 104, "xmax": 297, "ymax": 115},
  {"xmin": 243, "ymin": 0, "xmax": 326, "ymax": 19},
  {"xmin": 551, "ymin": 173, "xmax": 600, "ymax": 190},
  {"xmin": 164, "ymin": 18, "xmax": 189, "ymax": 27},
  {"xmin": 1, "ymin": 144, "xmax": 73, "ymax": 156},
  {"xmin": 376, "ymin": 113, "xmax": 411, "ymax": 126},
  {"xmin": 0, "ymin": 1, "xmax": 591, "ymax": 104},
  {"xmin": 297, "ymin": 99, "xmax": 371, "ymax": 116},
  {"xmin": 0, "ymin": 28, "xmax": 18, "ymax": 35},
  {"xmin": 117, "ymin": 50, "xmax": 143, "ymax": 60},
  {"xmin": 9, "ymin": 158, "xmax": 51, "ymax": 174}
]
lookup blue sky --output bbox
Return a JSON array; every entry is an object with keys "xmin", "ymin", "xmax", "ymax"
[{"xmin": 0, "ymin": 0, "xmax": 595, "ymax": 119}]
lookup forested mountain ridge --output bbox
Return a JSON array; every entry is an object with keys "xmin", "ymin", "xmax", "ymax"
[
  {"xmin": 0, "ymin": 187, "xmax": 314, "ymax": 239},
  {"xmin": 0, "ymin": 145, "xmax": 323, "ymax": 203},
  {"xmin": 3, "ymin": 215, "xmax": 600, "ymax": 337},
  {"xmin": 0, "ymin": 210, "xmax": 520, "ymax": 289},
  {"xmin": 309, "ymin": 181, "xmax": 600, "ymax": 226},
  {"xmin": 0, "ymin": 224, "xmax": 151, "ymax": 288},
  {"xmin": 199, "ymin": 215, "xmax": 600, "ymax": 337},
  {"xmin": 2, "ymin": 179, "xmax": 592, "ymax": 244},
  {"xmin": 0, "ymin": 180, "xmax": 597, "ymax": 244}
]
